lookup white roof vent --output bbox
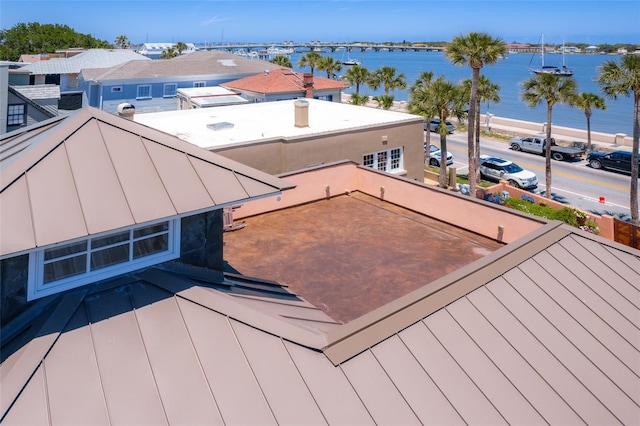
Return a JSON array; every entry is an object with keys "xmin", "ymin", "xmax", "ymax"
[{"xmin": 207, "ymin": 122, "xmax": 234, "ymax": 131}]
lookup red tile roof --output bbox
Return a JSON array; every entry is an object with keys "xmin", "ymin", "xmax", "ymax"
[{"xmin": 221, "ymin": 68, "xmax": 348, "ymax": 94}]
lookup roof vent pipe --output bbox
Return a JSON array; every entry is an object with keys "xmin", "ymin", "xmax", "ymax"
[
  {"xmin": 294, "ymin": 99, "xmax": 309, "ymax": 128},
  {"xmin": 117, "ymin": 102, "xmax": 135, "ymax": 120}
]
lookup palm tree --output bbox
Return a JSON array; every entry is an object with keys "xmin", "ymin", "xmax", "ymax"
[
  {"xmin": 114, "ymin": 35, "xmax": 130, "ymax": 49},
  {"xmin": 317, "ymin": 56, "xmax": 342, "ymax": 79},
  {"xmin": 409, "ymin": 71, "xmax": 435, "ymax": 148},
  {"xmin": 343, "ymin": 65, "xmax": 370, "ymax": 95},
  {"xmin": 174, "ymin": 41, "xmax": 188, "ymax": 55},
  {"xmin": 446, "ymin": 32, "xmax": 506, "ymax": 198},
  {"xmin": 270, "ymin": 55, "xmax": 292, "ymax": 68},
  {"xmin": 521, "ymin": 72, "xmax": 577, "ymax": 199},
  {"xmin": 297, "ymin": 51, "xmax": 323, "ymax": 74},
  {"xmin": 372, "ymin": 94, "xmax": 395, "ymax": 110},
  {"xmin": 597, "ymin": 54, "xmax": 640, "ymax": 225},
  {"xmin": 409, "ymin": 76, "xmax": 466, "ymax": 188},
  {"xmin": 462, "ymin": 75, "xmax": 501, "ymax": 183},
  {"xmin": 368, "ymin": 66, "xmax": 406, "ymax": 96},
  {"xmin": 160, "ymin": 47, "xmax": 178, "ymax": 59},
  {"xmin": 408, "ymin": 72, "xmax": 437, "ymax": 164},
  {"xmin": 348, "ymin": 93, "xmax": 370, "ymax": 106},
  {"xmin": 410, "ymin": 71, "xmax": 434, "ymax": 96},
  {"xmin": 572, "ymin": 92, "xmax": 606, "ymax": 152}
]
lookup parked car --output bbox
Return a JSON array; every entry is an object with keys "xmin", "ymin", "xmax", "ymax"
[
  {"xmin": 425, "ymin": 118, "xmax": 455, "ymax": 134},
  {"xmin": 479, "ymin": 155, "xmax": 538, "ymax": 189},
  {"xmin": 587, "ymin": 150, "xmax": 638, "ymax": 174},
  {"xmin": 425, "ymin": 143, "xmax": 454, "ymax": 167}
]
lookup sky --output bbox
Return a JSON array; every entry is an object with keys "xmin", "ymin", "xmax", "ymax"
[{"xmin": 1, "ymin": 0, "xmax": 638, "ymax": 46}]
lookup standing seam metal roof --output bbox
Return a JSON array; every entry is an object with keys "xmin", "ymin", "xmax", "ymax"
[
  {"xmin": 0, "ymin": 107, "xmax": 294, "ymax": 256},
  {"xmin": 1, "ymin": 222, "xmax": 638, "ymax": 424}
]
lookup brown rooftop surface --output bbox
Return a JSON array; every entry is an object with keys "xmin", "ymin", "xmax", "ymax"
[{"xmin": 223, "ymin": 191, "xmax": 504, "ymax": 323}]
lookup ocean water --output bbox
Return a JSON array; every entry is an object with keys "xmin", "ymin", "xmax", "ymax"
[{"xmin": 288, "ymin": 49, "xmax": 634, "ymax": 136}]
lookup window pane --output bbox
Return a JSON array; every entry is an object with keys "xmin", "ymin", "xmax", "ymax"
[
  {"xmin": 92, "ymin": 231, "xmax": 129, "ymax": 249},
  {"xmin": 133, "ymin": 234, "xmax": 168, "ymax": 259},
  {"xmin": 45, "ymin": 241, "xmax": 87, "ymax": 261},
  {"xmin": 363, "ymin": 154, "xmax": 374, "ymax": 168},
  {"xmin": 377, "ymin": 151, "xmax": 388, "ymax": 171},
  {"xmin": 44, "ymin": 255, "xmax": 87, "ymax": 283},
  {"xmin": 91, "ymin": 244, "xmax": 130, "ymax": 270},
  {"xmin": 134, "ymin": 222, "xmax": 169, "ymax": 238}
]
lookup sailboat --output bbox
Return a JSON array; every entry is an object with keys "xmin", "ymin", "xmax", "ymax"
[
  {"xmin": 529, "ymin": 34, "xmax": 573, "ymax": 77},
  {"xmin": 341, "ymin": 49, "xmax": 361, "ymax": 66}
]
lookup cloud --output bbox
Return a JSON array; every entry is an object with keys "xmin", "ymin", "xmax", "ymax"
[{"xmin": 202, "ymin": 16, "xmax": 229, "ymax": 26}]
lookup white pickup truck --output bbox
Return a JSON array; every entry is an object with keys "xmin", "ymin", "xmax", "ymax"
[{"xmin": 509, "ymin": 136, "xmax": 586, "ymax": 161}]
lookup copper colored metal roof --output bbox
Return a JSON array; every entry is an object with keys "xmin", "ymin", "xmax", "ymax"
[
  {"xmin": 0, "ymin": 107, "xmax": 294, "ymax": 256},
  {"xmin": 2, "ymin": 222, "xmax": 638, "ymax": 425}
]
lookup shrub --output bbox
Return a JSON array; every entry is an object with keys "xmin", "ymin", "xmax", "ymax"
[{"xmin": 503, "ymin": 198, "xmax": 598, "ymax": 233}]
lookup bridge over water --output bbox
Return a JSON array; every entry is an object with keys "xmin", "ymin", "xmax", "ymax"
[{"xmin": 195, "ymin": 42, "xmax": 446, "ymax": 53}]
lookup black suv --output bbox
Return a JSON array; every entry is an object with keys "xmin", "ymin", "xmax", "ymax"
[{"xmin": 587, "ymin": 150, "xmax": 638, "ymax": 174}]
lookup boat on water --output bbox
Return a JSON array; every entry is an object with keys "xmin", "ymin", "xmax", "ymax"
[
  {"xmin": 529, "ymin": 35, "xmax": 573, "ymax": 77},
  {"xmin": 266, "ymin": 45, "xmax": 293, "ymax": 57},
  {"xmin": 341, "ymin": 49, "xmax": 361, "ymax": 66}
]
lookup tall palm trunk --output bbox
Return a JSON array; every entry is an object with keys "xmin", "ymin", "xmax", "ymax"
[
  {"xmin": 631, "ymin": 93, "xmax": 639, "ymax": 224},
  {"xmin": 468, "ymin": 68, "xmax": 480, "ymax": 197},
  {"xmin": 439, "ymin": 134, "xmax": 448, "ymax": 188},
  {"xmin": 585, "ymin": 110, "xmax": 593, "ymax": 152},
  {"xmin": 545, "ymin": 106, "xmax": 553, "ymax": 199},
  {"xmin": 475, "ymin": 96, "xmax": 482, "ymax": 183}
]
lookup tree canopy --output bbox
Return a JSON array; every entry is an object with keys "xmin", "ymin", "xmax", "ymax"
[{"xmin": 0, "ymin": 22, "xmax": 111, "ymax": 61}]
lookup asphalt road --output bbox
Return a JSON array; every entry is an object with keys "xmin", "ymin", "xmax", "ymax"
[{"xmin": 433, "ymin": 133, "xmax": 637, "ymax": 222}]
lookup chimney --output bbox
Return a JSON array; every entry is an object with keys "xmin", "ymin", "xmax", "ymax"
[
  {"xmin": 294, "ymin": 99, "xmax": 309, "ymax": 128},
  {"xmin": 117, "ymin": 102, "xmax": 135, "ymax": 120},
  {"xmin": 302, "ymin": 72, "xmax": 314, "ymax": 98}
]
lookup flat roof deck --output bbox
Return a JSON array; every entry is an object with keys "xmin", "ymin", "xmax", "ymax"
[{"xmin": 223, "ymin": 192, "xmax": 504, "ymax": 323}]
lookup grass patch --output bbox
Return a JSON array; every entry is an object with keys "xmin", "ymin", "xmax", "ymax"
[{"xmin": 503, "ymin": 198, "xmax": 599, "ymax": 234}]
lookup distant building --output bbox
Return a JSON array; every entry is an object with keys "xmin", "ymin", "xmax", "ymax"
[
  {"xmin": 176, "ymin": 86, "xmax": 249, "ymax": 109},
  {"xmin": 1, "ymin": 64, "xmax": 59, "ymax": 134},
  {"xmin": 137, "ymin": 42, "xmax": 198, "ymax": 59},
  {"xmin": 221, "ymin": 68, "xmax": 348, "ymax": 103},
  {"xmin": 134, "ymin": 98, "xmax": 425, "ymax": 180},
  {"xmin": 19, "ymin": 49, "xmax": 150, "ymax": 110},
  {"xmin": 80, "ymin": 51, "xmax": 282, "ymax": 114}
]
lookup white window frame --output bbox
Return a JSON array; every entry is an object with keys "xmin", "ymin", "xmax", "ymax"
[
  {"xmin": 136, "ymin": 84, "xmax": 152, "ymax": 99},
  {"xmin": 362, "ymin": 147, "xmax": 404, "ymax": 174},
  {"xmin": 27, "ymin": 219, "xmax": 180, "ymax": 300},
  {"xmin": 163, "ymin": 83, "xmax": 178, "ymax": 97},
  {"xmin": 193, "ymin": 81, "xmax": 205, "ymax": 88},
  {"xmin": 7, "ymin": 104, "xmax": 26, "ymax": 125}
]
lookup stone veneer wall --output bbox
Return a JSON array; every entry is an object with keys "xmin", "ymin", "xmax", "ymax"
[
  {"xmin": 0, "ymin": 254, "xmax": 29, "ymax": 326},
  {"xmin": 179, "ymin": 210, "xmax": 224, "ymax": 276}
]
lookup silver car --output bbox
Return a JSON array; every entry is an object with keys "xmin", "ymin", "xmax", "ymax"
[
  {"xmin": 479, "ymin": 155, "xmax": 538, "ymax": 189},
  {"xmin": 425, "ymin": 143, "xmax": 454, "ymax": 167}
]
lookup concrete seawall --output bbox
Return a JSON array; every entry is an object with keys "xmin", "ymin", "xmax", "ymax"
[{"xmin": 486, "ymin": 115, "xmax": 633, "ymax": 148}]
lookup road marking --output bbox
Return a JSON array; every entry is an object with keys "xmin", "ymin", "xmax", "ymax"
[
  {"xmin": 498, "ymin": 161, "xmax": 634, "ymax": 193},
  {"xmin": 549, "ymin": 186, "xmax": 630, "ymax": 210}
]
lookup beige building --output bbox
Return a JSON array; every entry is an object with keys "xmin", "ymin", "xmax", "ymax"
[{"xmin": 134, "ymin": 98, "xmax": 426, "ymax": 180}]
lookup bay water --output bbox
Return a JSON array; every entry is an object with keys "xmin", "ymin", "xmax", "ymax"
[{"xmin": 289, "ymin": 49, "xmax": 634, "ymax": 137}]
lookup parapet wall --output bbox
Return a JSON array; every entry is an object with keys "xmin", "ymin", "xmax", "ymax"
[{"xmin": 235, "ymin": 161, "xmax": 546, "ymax": 244}]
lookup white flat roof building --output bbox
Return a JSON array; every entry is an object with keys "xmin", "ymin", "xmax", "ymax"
[{"xmin": 134, "ymin": 98, "xmax": 422, "ymax": 150}]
